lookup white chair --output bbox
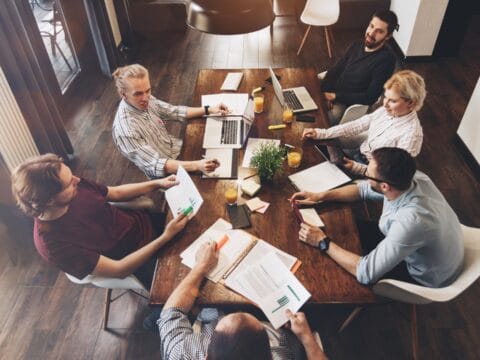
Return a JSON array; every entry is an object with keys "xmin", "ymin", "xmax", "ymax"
[
  {"xmin": 317, "ymin": 70, "xmax": 328, "ymax": 80},
  {"xmin": 297, "ymin": 0, "xmax": 340, "ymax": 57},
  {"xmin": 338, "ymin": 104, "xmax": 369, "ymax": 124},
  {"xmin": 65, "ymin": 273, "xmax": 148, "ymax": 329},
  {"xmin": 340, "ymin": 224, "xmax": 480, "ymax": 360}
]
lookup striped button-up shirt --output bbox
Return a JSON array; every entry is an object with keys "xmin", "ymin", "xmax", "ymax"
[
  {"xmin": 314, "ymin": 107, "xmax": 423, "ymax": 159},
  {"xmin": 158, "ymin": 307, "xmax": 306, "ymax": 360},
  {"xmin": 112, "ymin": 96, "xmax": 188, "ymax": 178}
]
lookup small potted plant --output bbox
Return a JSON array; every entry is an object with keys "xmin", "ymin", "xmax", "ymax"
[{"xmin": 250, "ymin": 142, "xmax": 286, "ymax": 183}]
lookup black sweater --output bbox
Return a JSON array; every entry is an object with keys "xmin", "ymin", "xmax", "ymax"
[{"xmin": 322, "ymin": 40, "xmax": 396, "ymax": 106}]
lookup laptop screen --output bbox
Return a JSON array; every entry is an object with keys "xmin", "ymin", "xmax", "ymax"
[{"xmin": 269, "ymin": 67, "xmax": 285, "ymax": 106}]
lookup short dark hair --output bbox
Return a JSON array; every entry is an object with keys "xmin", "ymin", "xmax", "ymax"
[
  {"xmin": 373, "ymin": 10, "xmax": 399, "ymax": 34},
  {"xmin": 371, "ymin": 148, "xmax": 416, "ymax": 191},
  {"xmin": 207, "ymin": 314, "xmax": 272, "ymax": 360},
  {"xmin": 11, "ymin": 153, "xmax": 64, "ymax": 217}
]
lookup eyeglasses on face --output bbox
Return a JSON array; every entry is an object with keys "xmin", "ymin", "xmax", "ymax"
[{"xmin": 363, "ymin": 171, "xmax": 399, "ymax": 187}]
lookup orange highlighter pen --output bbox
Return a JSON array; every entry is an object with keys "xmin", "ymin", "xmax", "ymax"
[{"xmin": 216, "ymin": 234, "xmax": 229, "ymax": 251}]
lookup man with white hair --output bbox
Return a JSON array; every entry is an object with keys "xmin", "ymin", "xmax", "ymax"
[{"xmin": 112, "ymin": 64, "xmax": 227, "ymax": 179}]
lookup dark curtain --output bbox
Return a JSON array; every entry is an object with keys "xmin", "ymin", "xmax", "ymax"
[{"xmin": 0, "ymin": 0, "xmax": 74, "ymax": 158}]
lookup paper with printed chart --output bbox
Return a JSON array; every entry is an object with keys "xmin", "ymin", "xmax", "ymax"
[
  {"xmin": 165, "ymin": 166, "xmax": 203, "ymax": 218},
  {"xmin": 227, "ymin": 252, "xmax": 310, "ymax": 329}
]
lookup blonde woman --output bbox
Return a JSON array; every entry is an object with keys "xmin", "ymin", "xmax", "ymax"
[{"xmin": 303, "ymin": 70, "xmax": 426, "ymax": 175}]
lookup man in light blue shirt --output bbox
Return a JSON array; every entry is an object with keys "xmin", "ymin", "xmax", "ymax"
[{"xmin": 290, "ymin": 147, "xmax": 464, "ymax": 287}]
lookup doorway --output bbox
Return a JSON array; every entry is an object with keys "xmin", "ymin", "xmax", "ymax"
[{"xmin": 29, "ymin": 0, "xmax": 80, "ymax": 91}]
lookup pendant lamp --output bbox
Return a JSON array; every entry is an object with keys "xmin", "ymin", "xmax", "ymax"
[{"xmin": 186, "ymin": 0, "xmax": 275, "ymax": 35}]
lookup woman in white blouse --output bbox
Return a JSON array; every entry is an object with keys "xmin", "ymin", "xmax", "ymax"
[{"xmin": 303, "ymin": 70, "xmax": 426, "ymax": 174}]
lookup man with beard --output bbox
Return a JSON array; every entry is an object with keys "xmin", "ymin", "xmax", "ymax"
[
  {"xmin": 289, "ymin": 148, "xmax": 464, "ymax": 288},
  {"xmin": 320, "ymin": 10, "xmax": 399, "ymax": 125},
  {"xmin": 11, "ymin": 153, "xmax": 190, "ymax": 289}
]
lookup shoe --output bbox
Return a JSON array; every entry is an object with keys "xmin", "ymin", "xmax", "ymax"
[{"xmin": 143, "ymin": 307, "xmax": 162, "ymax": 334}]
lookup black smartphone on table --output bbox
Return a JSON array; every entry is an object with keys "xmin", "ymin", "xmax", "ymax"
[{"xmin": 296, "ymin": 114, "xmax": 315, "ymax": 122}]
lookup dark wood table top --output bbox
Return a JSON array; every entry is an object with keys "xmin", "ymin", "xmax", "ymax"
[{"xmin": 150, "ymin": 68, "xmax": 377, "ymax": 306}]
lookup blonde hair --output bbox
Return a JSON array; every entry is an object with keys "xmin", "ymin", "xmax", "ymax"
[
  {"xmin": 112, "ymin": 64, "xmax": 149, "ymax": 96},
  {"xmin": 384, "ymin": 70, "xmax": 426, "ymax": 111},
  {"xmin": 11, "ymin": 154, "xmax": 64, "ymax": 217}
]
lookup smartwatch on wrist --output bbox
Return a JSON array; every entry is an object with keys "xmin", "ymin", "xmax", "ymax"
[
  {"xmin": 204, "ymin": 105, "xmax": 210, "ymax": 116},
  {"xmin": 318, "ymin": 237, "xmax": 331, "ymax": 253}
]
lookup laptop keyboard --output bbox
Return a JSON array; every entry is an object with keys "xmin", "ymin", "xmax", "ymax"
[
  {"xmin": 283, "ymin": 90, "xmax": 303, "ymax": 111},
  {"xmin": 221, "ymin": 120, "xmax": 238, "ymax": 144}
]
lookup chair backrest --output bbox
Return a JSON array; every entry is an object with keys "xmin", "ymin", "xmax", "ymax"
[
  {"xmin": 373, "ymin": 224, "xmax": 480, "ymax": 305},
  {"xmin": 300, "ymin": 0, "xmax": 340, "ymax": 26},
  {"xmin": 339, "ymin": 104, "xmax": 369, "ymax": 124},
  {"xmin": 65, "ymin": 273, "xmax": 147, "ymax": 291}
]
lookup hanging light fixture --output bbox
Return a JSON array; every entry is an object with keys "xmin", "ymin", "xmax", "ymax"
[{"xmin": 186, "ymin": 0, "xmax": 275, "ymax": 35}]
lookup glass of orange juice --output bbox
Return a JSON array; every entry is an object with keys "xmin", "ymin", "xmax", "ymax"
[
  {"xmin": 254, "ymin": 93, "xmax": 264, "ymax": 113},
  {"xmin": 282, "ymin": 104, "xmax": 294, "ymax": 123},
  {"xmin": 224, "ymin": 181, "xmax": 238, "ymax": 205},
  {"xmin": 287, "ymin": 147, "xmax": 303, "ymax": 169}
]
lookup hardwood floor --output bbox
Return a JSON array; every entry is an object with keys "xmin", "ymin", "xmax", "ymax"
[{"xmin": 1, "ymin": 2, "xmax": 479, "ymax": 358}]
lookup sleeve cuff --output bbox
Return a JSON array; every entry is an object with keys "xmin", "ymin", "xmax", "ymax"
[
  {"xmin": 177, "ymin": 105, "xmax": 188, "ymax": 122},
  {"xmin": 350, "ymin": 162, "xmax": 367, "ymax": 176},
  {"xmin": 314, "ymin": 128, "xmax": 326, "ymax": 139}
]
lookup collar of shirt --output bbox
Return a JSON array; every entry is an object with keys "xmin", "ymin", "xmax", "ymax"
[{"xmin": 384, "ymin": 178, "xmax": 417, "ymax": 210}]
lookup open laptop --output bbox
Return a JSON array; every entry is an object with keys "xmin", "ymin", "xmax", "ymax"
[
  {"xmin": 269, "ymin": 66, "xmax": 318, "ymax": 113},
  {"xmin": 202, "ymin": 99, "xmax": 254, "ymax": 149}
]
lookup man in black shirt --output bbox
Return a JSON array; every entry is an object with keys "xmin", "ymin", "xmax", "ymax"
[{"xmin": 321, "ymin": 10, "xmax": 399, "ymax": 125}]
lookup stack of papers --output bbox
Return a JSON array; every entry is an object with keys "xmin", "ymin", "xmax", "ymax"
[{"xmin": 180, "ymin": 219, "xmax": 309, "ymax": 328}]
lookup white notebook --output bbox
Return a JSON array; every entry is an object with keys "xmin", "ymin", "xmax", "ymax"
[
  {"xmin": 288, "ymin": 162, "xmax": 351, "ymax": 193},
  {"xmin": 220, "ymin": 72, "xmax": 244, "ymax": 91}
]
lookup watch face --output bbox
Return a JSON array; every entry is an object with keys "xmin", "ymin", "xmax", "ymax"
[
  {"xmin": 319, "ymin": 240, "xmax": 328, "ymax": 251},
  {"xmin": 319, "ymin": 237, "xmax": 330, "ymax": 252}
]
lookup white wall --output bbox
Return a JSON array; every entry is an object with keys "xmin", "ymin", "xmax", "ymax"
[
  {"xmin": 457, "ymin": 77, "xmax": 480, "ymax": 163},
  {"xmin": 390, "ymin": 0, "xmax": 449, "ymax": 56}
]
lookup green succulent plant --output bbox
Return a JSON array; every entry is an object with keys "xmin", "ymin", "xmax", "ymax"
[{"xmin": 250, "ymin": 142, "xmax": 286, "ymax": 182}]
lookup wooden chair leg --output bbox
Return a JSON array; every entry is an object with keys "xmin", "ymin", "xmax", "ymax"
[
  {"xmin": 411, "ymin": 304, "xmax": 418, "ymax": 360},
  {"xmin": 103, "ymin": 288, "xmax": 112, "ymax": 330},
  {"xmin": 297, "ymin": 25, "xmax": 311, "ymax": 55},
  {"xmin": 324, "ymin": 26, "xmax": 333, "ymax": 59},
  {"xmin": 339, "ymin": 306, "xmax": 363, "ymax": 333}
]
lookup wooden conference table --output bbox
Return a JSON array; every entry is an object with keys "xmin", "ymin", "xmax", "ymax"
[{"xmin": 150, "ymin": 68, "xmax": 376, "ymax": 306}]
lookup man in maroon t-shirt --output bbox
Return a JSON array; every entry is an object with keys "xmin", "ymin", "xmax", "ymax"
[{"xmin": 11, "ymin": 153, "xmax": 190, "ymax": 289}]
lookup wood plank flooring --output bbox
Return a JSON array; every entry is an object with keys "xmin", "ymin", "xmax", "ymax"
[{"xmin": 0, "ymin": 2, "xmax": 479, "ymax": 358}]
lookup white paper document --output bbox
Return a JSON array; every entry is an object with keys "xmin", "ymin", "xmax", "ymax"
[
  {"xmin": 231, "ymin": 252, "xmax": 311, "ymax": 329},
  {"xmin": 288, "ymin": 161, "xmax": 351, "ymax": 193},
  {"xmin": 201, "ymin": 93, "xmax": 249, "ymax": 116},
  {"xmin": 165, "ymin": 166, "xmax": 203, "ymax": 218},
  {"xmin": 202, "ymin": 148, "xmax": 235, "ymax": 178},
  {"xmin": 299, "ymin": 208, "xmax": 324, "ymax": 227},
  {"xmin": 242, "ymin": 138, "xmax": 281, "ymax": 168}
]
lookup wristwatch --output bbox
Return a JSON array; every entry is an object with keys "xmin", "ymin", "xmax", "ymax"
[
  {"xmin": 318, "ymin": 237, "xmax": 331, "ymax": 253},
  {"xmin": 204, "ymin": 105, "xmax": 210, "ymax": 115}
]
